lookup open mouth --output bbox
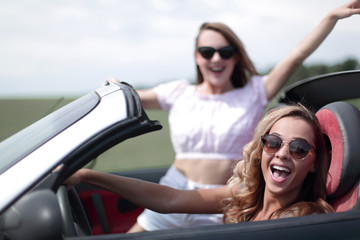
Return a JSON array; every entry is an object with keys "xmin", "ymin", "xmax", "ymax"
[
  {"xmin": 210, "ymin": 66, "xmax": 225, "ymax": 73},
  {"xmin": 271, "ymin": 165, "xmax": 291, "ymax": 182}
]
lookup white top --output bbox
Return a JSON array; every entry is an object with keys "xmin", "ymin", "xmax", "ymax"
[{"xmin": 154, "ymin": 75, "xmax": 268, "ymax": 160}]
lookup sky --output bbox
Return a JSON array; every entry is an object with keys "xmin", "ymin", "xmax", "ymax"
[{"xmin": 1, "ymin": 0, "xmax": 359, "ymax": 97}]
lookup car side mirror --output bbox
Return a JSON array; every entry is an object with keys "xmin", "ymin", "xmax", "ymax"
[{"xmin": 0, "ymin": 189, "xmax": 62, "ymax": 240}]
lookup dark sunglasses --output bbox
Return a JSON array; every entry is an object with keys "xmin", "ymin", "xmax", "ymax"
[
  {"xmin": 261, "ymin": 134, "xmax": 316, "ymax": 160},
  {"xmin": 197, "ymin": 46, "xmax": 235, "ymax": 60}
]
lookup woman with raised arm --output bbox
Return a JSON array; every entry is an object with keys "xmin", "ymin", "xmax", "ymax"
[{"xmin": 106, "ymin": 0, "xmax": 360, "ymax": 232}]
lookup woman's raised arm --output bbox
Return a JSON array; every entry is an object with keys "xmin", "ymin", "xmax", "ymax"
[{"xmin": 265, "ymin": 0, "xmax": 360, "ymax": 100}]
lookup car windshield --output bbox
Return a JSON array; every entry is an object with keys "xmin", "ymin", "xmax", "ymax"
[{"xmin": 0, "ymin": 92, "xmax": 100, "ymax": 174}]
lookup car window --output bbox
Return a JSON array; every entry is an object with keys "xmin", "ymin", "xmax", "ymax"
[{"xmin": 0, "ymin": 92, "xmax": 100, "ymax": 174}]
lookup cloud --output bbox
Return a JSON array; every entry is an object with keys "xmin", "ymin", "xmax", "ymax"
[{"xmin": 0, "ymin": 0, "xmax": 359, "ymax": 96}]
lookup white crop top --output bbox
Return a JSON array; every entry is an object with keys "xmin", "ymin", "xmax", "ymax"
[{"xmin": 153, "ymin": 76, "xmax": 268, "ymax": 160}]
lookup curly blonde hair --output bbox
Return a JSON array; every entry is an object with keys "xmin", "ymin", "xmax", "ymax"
[{"xmin": 223, "ymin": 104, "xmax": 334, "ymax": 223}]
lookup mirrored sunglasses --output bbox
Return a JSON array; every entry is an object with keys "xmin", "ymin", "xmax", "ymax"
[{"xmin": 261, "ymin": 134, "xmax": 316, "ymax": 160}]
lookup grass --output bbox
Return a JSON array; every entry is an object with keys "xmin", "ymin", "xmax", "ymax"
[
  {"xmin": 2, "ymin": 96, "xmax": 360, "ymax": 173},
  {"xmin": 0, "ymin": 98, "xmax": 174, "ymax": 172},
  {"xmin": 91, "ymin": 110, "xmax": 175, "ymax": 172}
]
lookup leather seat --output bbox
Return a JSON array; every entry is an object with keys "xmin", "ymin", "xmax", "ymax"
[{"xmin": 316, "ymin": 101, "xmax": 360, "ymax": 212}]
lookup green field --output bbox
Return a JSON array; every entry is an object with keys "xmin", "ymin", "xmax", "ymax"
[
  {"xmin": 0, "ymin": 98, "xmax": 174, "ymax": 172},
  {"xmin": 2, "ymin": 96, "xmax": 360, "ymax": 173},
  {"xmin": 3, "ymin": 64, "xmax": 358, "ymax": 173}
]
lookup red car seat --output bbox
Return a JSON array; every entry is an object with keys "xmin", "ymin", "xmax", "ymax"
[{"xmin": 316, "ymin": 101, "xmax": 360, "ymax": 212}]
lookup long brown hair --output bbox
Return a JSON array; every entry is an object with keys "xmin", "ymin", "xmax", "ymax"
[
  {"xmin": 195, "ymin": 22, "xmax": 258, "ymax": 88},
  {"xmin": 223, "ymin": 104, "xmax": 334, "ymax": 223}
]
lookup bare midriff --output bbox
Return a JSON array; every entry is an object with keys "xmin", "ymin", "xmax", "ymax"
[{"xmin": 173, "ymin": 158, "xmax": 239, "ymax": 185}]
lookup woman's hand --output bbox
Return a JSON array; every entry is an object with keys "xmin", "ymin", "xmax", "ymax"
[
  {"xmin": 330, "ymin": 0, "xmax": 360, "ymax": 20},
  {"xmin": 102, "ymin": 76, "xmax": 120, "ymax": 86},
  {"xmin": 107, "ymin": 76, "xmax": 120, "ymax": 84},
  {"xmin": 64, "ymin": 169, "xmax": 89, "ymax": 186}
]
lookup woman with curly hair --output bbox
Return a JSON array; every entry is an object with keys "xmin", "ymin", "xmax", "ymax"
[
  {"xmin": 65, "ymin": 104, "xmax": 334, "ymax": 223},
  {"xmin": 223, "ymin": 104, "xmax": 332, "ymax": 222}
]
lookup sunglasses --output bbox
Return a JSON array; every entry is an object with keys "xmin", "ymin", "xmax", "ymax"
[
  {"xmin": 261, "ymin": 134, "xmax": 316, "ymax": 160},
  {"xmin": 197, "ymin": 46, "xmax": 235, "ymax": 60}
]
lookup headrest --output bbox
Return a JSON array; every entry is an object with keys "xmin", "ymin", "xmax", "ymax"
[{"xmin": 316, "ymin": 102, "xmax": 360, "ymax": 207}]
